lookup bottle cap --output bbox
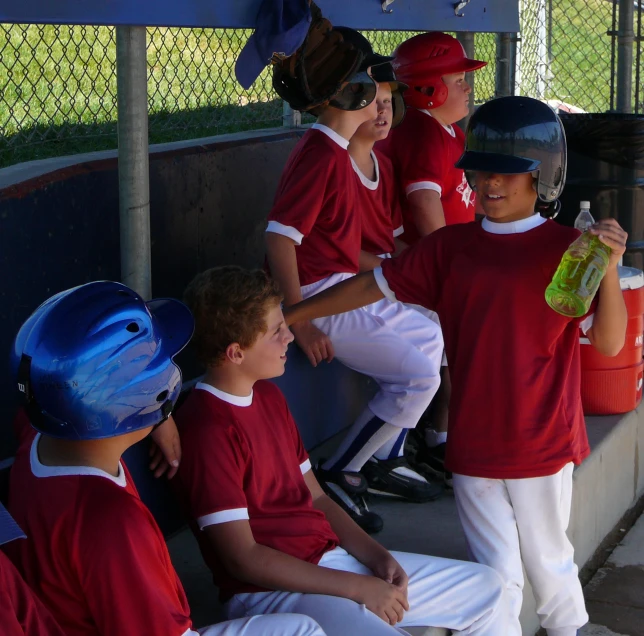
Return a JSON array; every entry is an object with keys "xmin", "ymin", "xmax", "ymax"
[{"xmin": 580, "ymin": 201, "xmax": 591, "ymax": 209}]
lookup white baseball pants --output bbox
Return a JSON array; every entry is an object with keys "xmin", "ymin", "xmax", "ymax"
[
  {"xmin": 301, "ymin": 273, "xmax": 444, "ymax": 429},
  {"xmin": 196, "ymin": 614, "xmax": 325, "ymax": 635},
  {"xmin": 225, "ymin": 547, "xmax": 508, "ymax": 635},
  {"xmin": 453, "ymin": 463, "xmax": 588, "ymax": 636}
]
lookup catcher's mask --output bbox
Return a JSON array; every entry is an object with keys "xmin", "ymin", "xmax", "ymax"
[{"xmin": 272, "ymin": 4, "xmax": 373, "ymax": 112}]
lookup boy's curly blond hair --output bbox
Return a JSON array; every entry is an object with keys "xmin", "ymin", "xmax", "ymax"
[{"xmin": 184, "ymin": 266, "xmax": 283, "ymax": 367}]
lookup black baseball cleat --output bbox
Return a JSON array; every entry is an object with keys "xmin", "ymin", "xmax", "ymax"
[
  {"xmin": 414, "ymin": 442, "xmax": 453, "ymax": 488},
  {"xmin": 314, "ymin": 464, "xmax": 384, "ymax": 534},
  {"xmin": 362, "ymin": 456, "xmax": 444, "ymax": 502}
]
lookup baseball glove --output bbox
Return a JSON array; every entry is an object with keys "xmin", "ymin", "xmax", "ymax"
[{"xmin": 272, "ymin": 2, "xmax": 365, "ymax": 111}]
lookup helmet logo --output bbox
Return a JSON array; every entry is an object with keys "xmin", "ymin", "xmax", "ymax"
[
  {"xmin": 18, "ymin": 383, "xmax": 25, "ymax": 393},
  {"xmin": 427, "ymin": 44, "xmax": 452, "ymax": 58}
]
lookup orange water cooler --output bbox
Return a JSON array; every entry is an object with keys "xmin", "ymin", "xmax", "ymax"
[{"xmin": 579, "ymin": 266, "xmax": 644, "ymax": 415}]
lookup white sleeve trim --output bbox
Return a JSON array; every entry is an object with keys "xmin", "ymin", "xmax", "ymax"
[
  {"xmin": 374, "ymin": 267, "xmax": 398, "ymax": 302},
  {"xmin": 300, "ymin": 459, "xmax": 312, "ymax": 474},
  {"xmin": 580, "ymin": 313, "xmax": 595, "ymax": 335},
  {"xmin": 197, "ymin": 508, "xmax": 249, "ymax": 530},
  {"xmin": 181, "ymin": 630, "xmax": 200, "ymax": 636},
  {"xmin": 405, "ymin": 181, "xmax": 442, "ymax": 197},
  {"xmin": 266, "ymin": 220, "xmax": 304, "ymax": 246},
  {"xmin": 393, "ymin": 225, "xmax": 404, "ymax": 238}
]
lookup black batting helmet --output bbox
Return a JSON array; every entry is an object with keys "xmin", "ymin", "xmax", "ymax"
[{"xmin": 456, "ymin": 96, "xmax": 567, "ymax": 217}]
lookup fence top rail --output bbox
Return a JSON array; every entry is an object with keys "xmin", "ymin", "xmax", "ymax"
[{"xmin": 0, "ymin": 0, "xmax": 519, "ymax": 33}]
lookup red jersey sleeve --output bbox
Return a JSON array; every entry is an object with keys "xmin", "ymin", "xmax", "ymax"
[
  {"xmin": 268, "ymin": 142, "xmax": 336, "ymax": 242},
  {"xmin": 379, "ymin": 232, "xmax": 444, "ymax": 310},
  {"xmin": 178, "ymin": 411, "xmax": 251, "ymax": 529},
  {"xmin": 397, "ymin": 121, "xmax": 447, "ymax": 197},
  {"xmin": 0, "ymin": 552, "xmax": 66, "ymax": 636},
  {"xmin": 391, "ymin": 188, "xmax": 404, "ymax": 238},
  {"xmin": 78, "ymin": 497, "xmax": 192, "ymax": 636}
]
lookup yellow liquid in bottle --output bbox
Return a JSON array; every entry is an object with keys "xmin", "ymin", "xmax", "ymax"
[{"xmin": 545, "ymin": 232, "xmax": 610, "ymax": 317}]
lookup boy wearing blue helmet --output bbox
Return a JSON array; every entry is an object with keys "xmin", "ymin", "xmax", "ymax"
[
  {"xmin": 4, "ymin": 281, "xmax": 325, "ymax": 636},
  {"xmin": 283, "ymin": 96, "xmax": 629, "ymax": 636}
]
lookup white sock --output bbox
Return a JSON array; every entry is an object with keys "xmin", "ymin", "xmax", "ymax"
[
  {"xmin": 425, "ymin": 429, "xmax": 447, "ymax": 448},
  {"xmin": 322, "ymin": 408, "xmax": 399, "ymax": 473},
  {"xmin": 374, "ymin": 429, "xmax": 407, "ymax": 460}
]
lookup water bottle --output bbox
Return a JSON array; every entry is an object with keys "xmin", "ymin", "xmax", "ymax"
[{"xmin": 545, "ymin": 202, "xmax": 611, "ymax": 317}]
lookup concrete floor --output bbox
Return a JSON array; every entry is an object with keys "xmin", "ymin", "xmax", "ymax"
[{"xmin": 582, "ymin": 512, "xmax": 644, "ymax": 636}]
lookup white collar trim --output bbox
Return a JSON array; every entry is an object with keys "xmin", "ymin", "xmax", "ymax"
[
  {"xmin": 196, "ymin": 381, "xmax": 253, "ymax": 407},
  {"xmin": 482, "ymin": 214, "xmax": 547, "ymax": 234},
  {"xmin": 350, "ymin": 151, "xmax": 380, "ymax": 190},
  {"xmin": 312, "ymin": 123, "xmax": 350, "ymax": 149},
  {"xmin": 419, "ymin": 109, "xmax": 456, "ymax": 138},
  {"xmin": 30, "ymin": 433, "xmax": 127, "ymax": 487}
]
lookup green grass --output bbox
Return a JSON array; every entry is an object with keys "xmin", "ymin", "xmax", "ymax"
[
  {"xmin": 0, "ymin": 1, "xmax": 639, "ymax": 168},
  {"xmin": 0, "ymin": 25, "xmax": 283, "ymax": 167}
]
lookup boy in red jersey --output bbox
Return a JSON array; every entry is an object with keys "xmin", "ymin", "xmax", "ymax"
[
  {"xmin": 381, "ymin": 32, "xmax": 487, "ymax": 241},
  {"xmin": 5, "ymin": 281, "xmax": 325, "ymax": 636},
  {"xmin": 348, "ymin": 63, "xmax": 408, "ymax": 266},
  {"xmin": 173, "ymin": 265, "xmax": 508, "ymax": 635},
  {"xmin": 0, "ymin": 502, "xmax": 65, "ymax": 635},
  {"xmin": 266, "ymin": 28, "xmax": 444, "ymax": 530},
  {"xmin": 347, "ymin": 54, "xmax": 451, "ymax": 488},
  {"xmin": 379, "ymin": 32, "xmax": 488, "ymax": 484},
  {"xmin": 284, "ymin": 96, "xmax": 629, "ymax": 636}
]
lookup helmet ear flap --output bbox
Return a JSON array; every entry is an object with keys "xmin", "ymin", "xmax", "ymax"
[
  {"xmin": 536, "ymin": 199, "xmax": 561, "ymax": 219},
  {"xmin": 391, "ymin": 90, "xmax": 406, "ymax": 128}
]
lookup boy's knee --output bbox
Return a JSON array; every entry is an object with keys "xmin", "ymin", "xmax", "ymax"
[
  {"xmin": 298, "ymin": 616, "xmax": 327, "ymax": 636},
  {"xmin": 467, "ymin": 562, "xmax": 507, "ymax": 600}
]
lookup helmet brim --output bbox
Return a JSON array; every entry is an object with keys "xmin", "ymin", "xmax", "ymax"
[
  {"xmin": 458, "ymin": 57, "xmax": 488, "ymax": 73},
  {"xmin": 456, "ymin": 151, "xmax": 541, "ymax": 174},
  {"xmin": 398, "ymin": 57, "xmax": 487, "ymax": 83},
  {"xmin": 147, "ymin": 298, "xmax": 195, "ymax": 362},
  {"xmin": 363, "ymin": 52, "xmax": 394, "ymax": 71}
]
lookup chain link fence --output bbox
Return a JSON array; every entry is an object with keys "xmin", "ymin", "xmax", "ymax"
[{"xmin": 0, "ymin": 0, "xmax": 641, "ymax": 168}]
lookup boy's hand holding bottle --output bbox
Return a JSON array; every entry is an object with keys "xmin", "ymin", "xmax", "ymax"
[
  {"xmin": 546, "ymin": 202, "xmax": 628, "ymax": 317},
  {"xmin": 590, "ymin": 218, "xmax": 628, "ymax": 268}
]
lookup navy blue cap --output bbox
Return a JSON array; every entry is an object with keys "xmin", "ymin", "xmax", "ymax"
[
  {"xmin": 0, "ymin": 501, "xmax": 25, "ymax": 547},
  {"xmin": 236, "ymin": 0, "xmax": 312, "ymax": 89}
]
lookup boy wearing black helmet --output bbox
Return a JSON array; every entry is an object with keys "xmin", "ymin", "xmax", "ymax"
[
  {"xmin": 348, "ymin": 61, "xmax": 409, "ymax": 266},
  {"xmin": 283, "ymin": 96, "xmax": 629, "ymax": 636},
  {"xmin": 266, "ymin": 27, "xmax": 444, "ymax": 531},
  {"xmin": 4, "ymin": 282, "xmax": 326, "ymax": 636}
]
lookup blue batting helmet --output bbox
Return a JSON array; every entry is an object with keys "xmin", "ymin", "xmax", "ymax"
[{"xmin": 11, "ymin": 281, "xmax": 194, "ymax": 440}]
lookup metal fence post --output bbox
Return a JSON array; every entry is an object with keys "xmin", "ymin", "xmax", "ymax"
[
  {"xmin": 457, "ymin": 32, "xmax": 475, "ymax": 123},
  {"xmin": 616, "ymin": 0, "xmax": 635, "ymax": 113},
  {"xmin": 282, "ymin": 102, "xmax": 302, "ymax": 128},
  {"xmin": 536, "ymin": 0, "xmax": 549, "ymax": 99},
  {"xmin": 116, "ymin": 26, "xmax": 152, "ymax": 299},
  {"xmin": 495, "ymin": 33, "xmax": 514, "ymax": 98}
]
